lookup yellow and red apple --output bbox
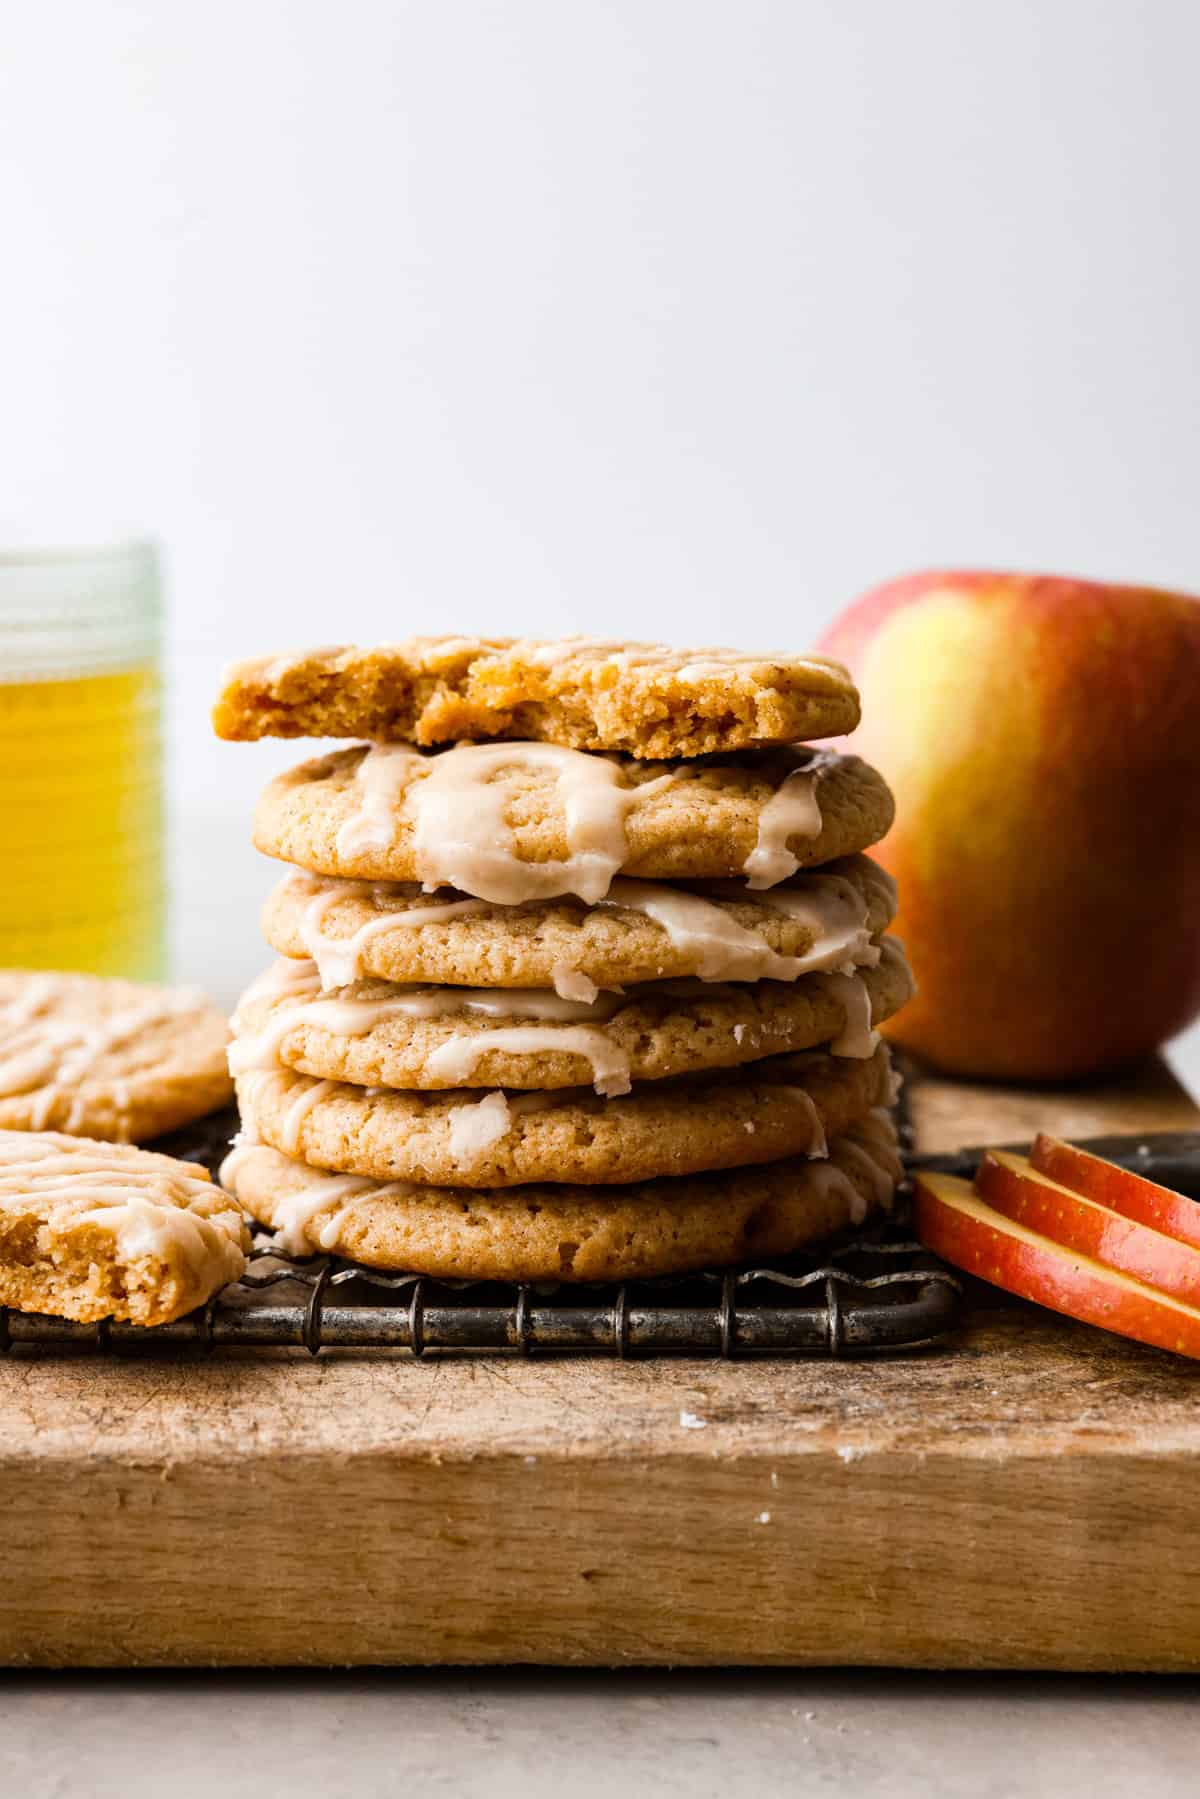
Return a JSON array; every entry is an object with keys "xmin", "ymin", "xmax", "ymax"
[{"xmin": 819, "ymin": 571, "xmax": 1200, "ymax": 1079}]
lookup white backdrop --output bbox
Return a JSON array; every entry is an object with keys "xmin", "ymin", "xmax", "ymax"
[{"xmin": 4, "ymin": 1, "xmax": 1199, "ymax": 1072}]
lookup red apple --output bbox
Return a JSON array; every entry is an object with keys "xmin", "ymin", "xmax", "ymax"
[
  {"xmin": 913, "ymin": 1169, "xmax": 1200, "ymax": 1358},
  {"xmin": 975, "ymin": 1149, "xmax": 1200, "ymax": 1305},
  {"xmin": 818, "ymin": 571, "xmax": 1200, "ymax": 1079},
  {"xmin": 1030, "ymin": 1133, "xmax": 1200, "ymax": 1251}
]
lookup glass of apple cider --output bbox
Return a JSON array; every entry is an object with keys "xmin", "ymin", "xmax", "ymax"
[{"xmin": 0, "ymin": 540, "xmax": 165, "ymax": 980}]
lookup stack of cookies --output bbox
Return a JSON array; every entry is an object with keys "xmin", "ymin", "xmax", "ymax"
[{"xmin": 214, "ymin": 638, "xmax": 914, "ymax": 1283}]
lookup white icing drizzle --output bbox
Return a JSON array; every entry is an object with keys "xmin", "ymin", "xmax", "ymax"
[
  {"xmin": 806, "ymin": 1159, "xmax": 871, "ymax": 1227},
  {"xmin": 0, "ymin": 979, "xmax": 215, "ymax": 1140},
  {"xmin": 831, "ymin": 1112, "xmax": 904, "ymax": 1222},
  {"xmin": 551, "ymin": 965, "xmax": 600, "ymax": 1003},
  {"xmin": 220, "ymin": 1140, "xmax": 417, "ymax": 1257},
  {"xmin": 336, "ymin": 740, "xmax": 674, "ymax": 905},
  {"xmin": 228, "ymin": 990, "xmax": 329, "ymax": 1076},
  {"xmin": 447, "ymin": 1091, "xmax": 512, "ymax": 1165},
  {"xmin": 218, "ymin": 1130, "xmax": 368, "ymax": 1255},
  {"xmin": 521, "ymin": 640, "xmax": 818, "ymax": 681},
  {"xmin": 425, "ymin": 1027, "xmax": 632, "ymax": 1096},
  {"xmin": 821, "ymin": 970, "xmax": 879, "ymax": 1059},
  {"xmin": 289, "ymin": 861, "xmax": 880, "ymax": 993},
  {"xmin": 292, "ymin": 872, "xmax": 488, "ymax": 990},
  {"xmin": 801, "ymin": 1122, "xmax": 900, "ymax": 1227},
  {"xmin": 235, "ymin": 959, "xmax": 323, "ymax": 1010},
  {"xmin": 228, "ymin": 964, "xmax": 624, "ymax": 1078},
  {"xmin": 335, "ymin": 744, "xmax": 423, "ymax": 858},
  {"xmin": 0, "ymin": 1135, "xmax": 245, "ymax": 1277},
  {"xmin": 602, "ymin": 872, "xmax": 877, "ymax": 983},
  {"xmin": 410, "ymin": 742, "xmax": 672, "ymax": 905},
  {"xmin": 743, "ymin": 753, "xmax": 838, "ymax": 889},
  {"xmin": 522, "ymin": 635, "xmax": 618, "ymax": 667},
  {"xmin": 261, "ymin": 644, "xmax": 350, "ymax": 683},
  {"xmin": 277, "ymin": 1077, "xmax": 335, "ymax": 1155},
  {"xmin": 275, "ymin": 1171, "xmax": 377, "ymax": 1256},
  {"xmin": 833, "ymin": 1134, "xmax": 898, "ymax": 1210},
  {"xmin": 782, "ymin": 1089, "xmax": 828, "ymax": 1159}
]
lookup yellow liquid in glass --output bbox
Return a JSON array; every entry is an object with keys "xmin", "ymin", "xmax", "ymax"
[{"xmin": 0, "ymin": 666, "xmax": 165, "ymax": 980}]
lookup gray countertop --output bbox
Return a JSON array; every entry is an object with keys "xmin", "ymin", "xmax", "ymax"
[{"xmin": 3, "ymin": 1668, "xmax": 1198, "ymax": 1797}]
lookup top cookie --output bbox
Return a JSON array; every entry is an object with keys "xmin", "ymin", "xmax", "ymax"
[
  {"xmin": 213, "ymin": 636, "xmax": 860, "ymax": 758},
  {"xmin": 253, "ymin": 742, "xmax": 894, "ymax": 902},
  {"xmin": 0, "ymin": 971, "xmax": 233, "ymax": 1143}
]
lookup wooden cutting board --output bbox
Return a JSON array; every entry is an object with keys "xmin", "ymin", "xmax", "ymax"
[{"xmin": 3, "ymin": 1056, "xmax": 1199, "ymax": 1671}]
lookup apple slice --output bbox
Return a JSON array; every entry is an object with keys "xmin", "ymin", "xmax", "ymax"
[
  {"xmin": 975, "ymin": 1149, "xmax": 1200, "ymax": 1306},
  {"xmin": 912, "ymin": 1169, "xmax": 1200, "ymax": 1358},
  {"xmin": 1030, "ymin": 1133, "xmax": 1200, "ymax": 1251}
]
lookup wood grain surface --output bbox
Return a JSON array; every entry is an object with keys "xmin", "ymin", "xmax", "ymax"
[{"xmin": 3, "ymin": 1057, "xmax": 1199, "ymax": 1670}]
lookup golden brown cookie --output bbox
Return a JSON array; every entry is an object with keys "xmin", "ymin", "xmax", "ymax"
[
  {"xmin": 252, "ymin": 742, "xmax": 894, "ymax": 901},
  {"xmin": 261, "ymin": 856, "xmax": 897, "ymax": 993},
  {"xmin": 235, "ymin": 1044, "xmax": 894, "ymax": 1187},
  {"xmin": 220, "ymin": 1110, "xmax": 902, "ymax": 1281},
  {"xmin": 213, "ymin": 635, "xmax": 860, "ymax": 757},
  {"xmin": 229, "ymin": 939, "xmax": 913, "ymax": 1094},
  {"xmin": 0, "ymin": 1129, "xmax": 248, "ymax": 1325},
  {"xmin": 0, "ymin": 971, "xmax": 233, "ymax": 1143}
]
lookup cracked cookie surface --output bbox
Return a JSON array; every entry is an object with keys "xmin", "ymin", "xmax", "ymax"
[{"xmin": 214, "ymin": 635, "xmax": 860, "ymax": 757}]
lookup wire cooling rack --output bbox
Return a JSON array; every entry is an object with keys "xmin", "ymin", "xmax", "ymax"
[{"xmin": 1, "ymin": 1098, "xmax": 962, "ymax": 1360}]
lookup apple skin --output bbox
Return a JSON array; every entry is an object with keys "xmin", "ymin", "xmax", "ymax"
[
  {"xmin": 1031, "ymin": 1134, "xmax": 1200, "ymax": 1250},
  {"xmin": 913, "ymin": 1170, "xmax": 1200, "ymax": 1358},
  {"xmin": 818, "ymin": 571, "xmax": 1200, "ymax": 1079},
  {"xmin": 975, "ymin": 1149, "xmax": 1200, "ymax": 1305}
]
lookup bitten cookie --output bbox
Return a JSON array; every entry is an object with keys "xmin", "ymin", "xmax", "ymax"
[
  {"xmin": 235, "ymin": 1044, "xmax": 895, "ymax": 1187},
  {"xmin": 228, "ymin": 938, "xmax": 914, "ymax": 1094},
  {"xmin": 252, "ymin": 741, "xmax": 894, "ymax": 900},
  {"xmin": 214, "ymin": 635, "xmax": 860, "ymax": 758},
  {"xmin": 220, "ymin": 1111, "xmax": 903, "ymax": 1282},
  {"xmin": 261, "ymin": 856, "xmax": 898, "ymax": 993},
  {"xmin": 0, "ymin": 971, "xmax": 233, "ymax": 1142},
  {"xmin": 0, "ymin": 1129, "xmax": 249, "ymax": 1325}
]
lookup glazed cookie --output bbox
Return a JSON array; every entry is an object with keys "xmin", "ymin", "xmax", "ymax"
[
  {"xmin": 0, "ymin": 972, "xmax": 233, "ymax": 1142},
  {"xmin": 220, "ymin": 1110, "xmax": 903, "ymax": 1282},
  {"xmin": 228, "ymin": 939, "xmax": 914, "ymax": 1095},
  {"xmin": 0, "ymin": 1129, "xmax": 248, "ymax": 1325},
  {"xmin": 261, "ymin": 856, "xmax": 898, "ymax": 995},
  {"xmin": 253, "ymin": 741, "xmax": 894, "ymax": 902},
  {"xmin": 235, "ymin": 1043, "xmax": 895, "ymax": 1188},
  {"xmin": 214, "ymin": 635, "xmax": 860, "ymax": 758}
]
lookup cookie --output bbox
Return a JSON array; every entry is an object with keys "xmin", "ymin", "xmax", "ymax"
[
  {"xmin": 261, "ymin": 855, "xmax": 898, "ymax": 995},
  {"xmin": 0, "ymin": 1129, "xmax": 248, "ymax": 1325},
  {"xmin": 228, "ymin": 938, "xmax": 914, "ymax": 1094},
  {"xmin": 220, "ymin": 1110, "xmax": 902, "ymax": 1281},
  {"xmin": 235, "ymin": 1043, "xmax": 895, "ymax": 1188},
  {"xmin": 253, "ymin": 742, "xmax": 894, "ymax": 901},
  {"xmin": 213, "ymin": 635, "xmax": 860, "ymax": 758},
  {"xmin": 0, "ymin": 972, "xmax": 233, "ymax": 1143}
]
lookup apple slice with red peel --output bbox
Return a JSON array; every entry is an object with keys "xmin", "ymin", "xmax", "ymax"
[
  {"xmin": 1030, "ymin": 1133, "xmax": 1200, "ymax": 1251},
  {"xmin": 975, "ymin": 1149, "xmax": 1200, "ymax": 1307},
  {"xmin": 912, "ymin": 1169, "xmax": 1200, "ymax": 1359}
]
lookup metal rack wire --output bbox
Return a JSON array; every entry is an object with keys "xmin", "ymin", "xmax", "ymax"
[{"xmin": 0, "ymin": 1098, "xmax": 963, "ymax": 1360}]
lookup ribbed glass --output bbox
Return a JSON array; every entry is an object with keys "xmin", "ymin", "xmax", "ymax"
[{"xmin": 0, "ymin": 540, "xmax": 166, "ymax": 980}]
